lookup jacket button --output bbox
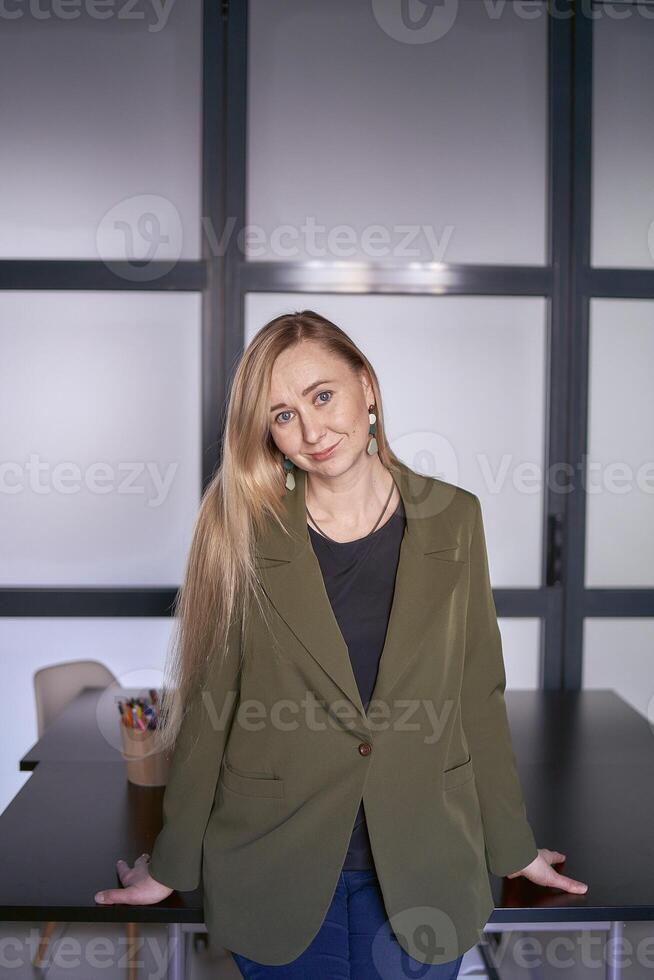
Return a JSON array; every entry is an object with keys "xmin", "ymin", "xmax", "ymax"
[{"xmin": 358, "ymin": 742, "xmax": 372, "ymax": 756}]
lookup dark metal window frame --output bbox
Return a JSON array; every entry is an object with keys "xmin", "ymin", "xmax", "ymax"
[
  {"xmin": 565, "ymin": 2, "xmax": 654, "ymax": 685},
  {"xmin": 0, "ymin": 0, "xmax": 226, "ymax": 618},
  {"xmin": 1, "ymin": 0, "xmax": 652, "ymax": 694}
]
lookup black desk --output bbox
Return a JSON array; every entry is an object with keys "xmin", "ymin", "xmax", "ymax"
[
  {"xmin": 0, "ymin": 760, "xmax": 201, "ymax": 924},
  {"xmin": 11, "ymin": 687, "xmax": 201, "ymax": 980},
  {"xmin": 4, "ymin": 687, "xmax": 654, "ymax": 979},
  {"xmin": 485, "ymin": 691, "xmax": 654, "ymax": 980},
  {"xmin": 20, "ymin": 685, "xmax": 144, "ymax": 770}
]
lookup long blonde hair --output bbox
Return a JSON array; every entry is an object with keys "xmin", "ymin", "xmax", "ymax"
[{"xmin": 156, "ymin": 309, "xmax": 404, "ymax": 751}]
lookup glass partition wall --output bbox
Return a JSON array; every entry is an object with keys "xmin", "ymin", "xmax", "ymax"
[{"xmin": 1, "ymin": 3, "xmax": 652, "ymax": 804}]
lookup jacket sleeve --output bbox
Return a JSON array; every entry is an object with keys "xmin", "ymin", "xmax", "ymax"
[
  {"xmin": 148, "ymin": 616, "xmax": 242, "ymax": 891},
  {"xmin": 460, "ymin": 493, "xmax": 539, "ymax": 877}
]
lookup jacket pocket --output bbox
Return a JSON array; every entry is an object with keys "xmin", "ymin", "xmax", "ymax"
[
  {"xmin": 425, "ymin": 546, "xmax": 467, "ymax": 565},
  {"xmin": 221, "ymin": 760, "xmax": 285, "ymax": 798},
  {"xmin": 442, "ymin": 755, "xmax": 474, "ymax": 791}
]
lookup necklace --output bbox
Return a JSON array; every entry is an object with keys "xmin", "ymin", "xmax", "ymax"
[{"xmin": 306, "ymin": 476, "xmax": 397, "ymax": 546}]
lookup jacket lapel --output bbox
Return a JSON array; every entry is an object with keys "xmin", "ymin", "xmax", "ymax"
[{"xmin": 254, "ymin": 459, "xmax": 465, "ymax": 730}]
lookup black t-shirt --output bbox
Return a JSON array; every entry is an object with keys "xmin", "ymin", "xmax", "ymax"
[{"xmin": 307, "ymin": 494, "xmax": 406, "ymax": 870}]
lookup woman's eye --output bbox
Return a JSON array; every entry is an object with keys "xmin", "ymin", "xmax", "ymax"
[{"xmin": 275, "ymin": 391, "xmax": 333, "ymax": 425}]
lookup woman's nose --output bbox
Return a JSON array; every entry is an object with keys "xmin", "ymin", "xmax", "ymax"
[{"xmin": 300, "ymin": 418, "xmax": 327, "ymax": 444}]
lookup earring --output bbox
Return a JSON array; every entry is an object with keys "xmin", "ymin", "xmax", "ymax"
[
  {"xmin": 283, "ymin": 454, "xmax": 296, "ymax": 491},
  {"xmin": 366, "ymin": 403, "xmax": 378, "ymax": 456}
]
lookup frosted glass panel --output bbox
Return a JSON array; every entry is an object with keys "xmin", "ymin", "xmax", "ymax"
[
  {"xmin": 498, "ymin": 619, "xmax": 541, "ymax": 688},
  {"xmin": 246, "ymin": 293, "xmax": 547, "ymax": 586},
  {"xmin": 0, "ymin": 292, "xmax": 202, "ymax": 586},
  {"xmin": 592, "ymin": 16, "xmax": 654, "ymax": 268},
  {"xmin": 0, "ymin": 1, "xmax": 202, "ymax": 260},
  {"xmin": 583, "ymin": 619, "xmax": 654, "ymax": 720},
  {"xmin": 247, "ymin": 0, "xmax": 547, "ymax": 265},
  {"xmin": 586, "ymin": 300, "xmax": 654, "ymax": 587},
  {"xmin": 0, "ymin": 617, "xmax": 174, "ymax": 815}
]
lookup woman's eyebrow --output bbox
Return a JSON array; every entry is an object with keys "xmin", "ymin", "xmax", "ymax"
[{"xmin": 270, "ymin": 379, "xmax": 335, "ymax": 413}]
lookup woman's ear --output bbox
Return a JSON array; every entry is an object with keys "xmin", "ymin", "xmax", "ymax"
[{"xmin": 359, "ymin": 369, "xmax": 374, "ymax": 404}]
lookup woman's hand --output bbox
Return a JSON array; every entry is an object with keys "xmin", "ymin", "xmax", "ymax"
[
  {"xmin": 94, "ymin": 853, "xmax": 173, "ymax": 905},
  {"xmin": 507, "ymin": 848, "xmax": 588, "ymax": 893}
]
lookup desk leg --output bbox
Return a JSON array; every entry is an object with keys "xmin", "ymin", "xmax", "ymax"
[
  {"xmin": 167, "ymin": 923, "xmax": 186, "ymax": 980},
  {"xmin": 606, "ymin": 921, "xmax": 625, "ymax": 980}
]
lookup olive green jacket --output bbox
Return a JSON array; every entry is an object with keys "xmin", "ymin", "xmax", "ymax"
[{"xmin": 149, "ymin": 459, "xmax": 538, "ymax": 966}]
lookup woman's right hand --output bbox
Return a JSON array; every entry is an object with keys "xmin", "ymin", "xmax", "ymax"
[{"xmin": 94, "ymin": 853, "xmax": 173, "ymax": 905}]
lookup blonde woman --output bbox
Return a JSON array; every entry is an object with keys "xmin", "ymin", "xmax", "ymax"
[{"xmin": 95, "ymin": 311, "xmax": 587, "ymax": 978}]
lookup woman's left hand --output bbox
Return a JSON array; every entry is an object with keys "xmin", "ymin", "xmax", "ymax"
[{"xmin": 507, "ymin": 849, "xmax": 588, "ymax": 893}]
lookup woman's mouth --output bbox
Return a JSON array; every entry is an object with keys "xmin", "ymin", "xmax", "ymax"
[{"xmin": 309, "ymin": 439, "xmax": 342, "ymax": 461}]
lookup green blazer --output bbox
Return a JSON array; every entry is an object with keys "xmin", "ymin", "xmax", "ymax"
[{"xmin": 149, "ymin": 459, "xmax": 538, "ymax": 967}]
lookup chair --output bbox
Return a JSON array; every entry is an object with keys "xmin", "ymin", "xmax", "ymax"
[
  {"xmin": 32, "ymin": 660, "xmax": 142, "ymax": 980},
  {"xmin": 34, "ymin": 659, "xmax": 118, "ymax": 738}
]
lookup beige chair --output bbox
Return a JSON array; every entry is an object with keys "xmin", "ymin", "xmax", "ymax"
[
  {"xmin": 34, "ymin": 659, "xmax": 118, "ymax": 737},
  {"xmin": 32, "ymin": 660, "xmax": 142, "ymax": 980}
]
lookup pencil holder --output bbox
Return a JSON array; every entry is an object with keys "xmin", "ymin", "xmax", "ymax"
[{"xmin": 119, "ymin": 724, "xmax": 172, "ymax": 787}]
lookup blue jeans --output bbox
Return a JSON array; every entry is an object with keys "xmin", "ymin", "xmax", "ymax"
[{"xmin": 231, "ymin": 869, "xmax": 464, "ymax": 979}]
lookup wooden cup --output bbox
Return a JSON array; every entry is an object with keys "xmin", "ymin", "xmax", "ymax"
[{"xmin": 119, "ymin": 724, "xmax": 172, "ymax": 787}]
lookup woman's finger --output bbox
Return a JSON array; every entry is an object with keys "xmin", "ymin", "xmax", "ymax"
[
  {"xmin": 94, "ymin": 885, "xmax": 151, "ymax": 905},
  {"xmin": 546, "ymin": 868, "xmax": 588, "ymax": 893},
  {"xmin": 115, "ymin": 858, "xmax": 134, "ymax": 885},
  {"xmin": 95, "ymin": 886, "xmax": 132, "ymax": 904},
  {"xmin": 116, "ymin": 855, "xmax": 148, "ymax": 874}
]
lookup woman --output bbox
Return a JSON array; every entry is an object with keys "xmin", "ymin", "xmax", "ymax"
[{"xmin": 94, "ymin": 311, "xmax": 588, "ymax": 977}]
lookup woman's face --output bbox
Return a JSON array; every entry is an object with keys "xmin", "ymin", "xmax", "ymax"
[{"xmin": 268, "ymin": 340, "xmax": 373, "ymax": 475}]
